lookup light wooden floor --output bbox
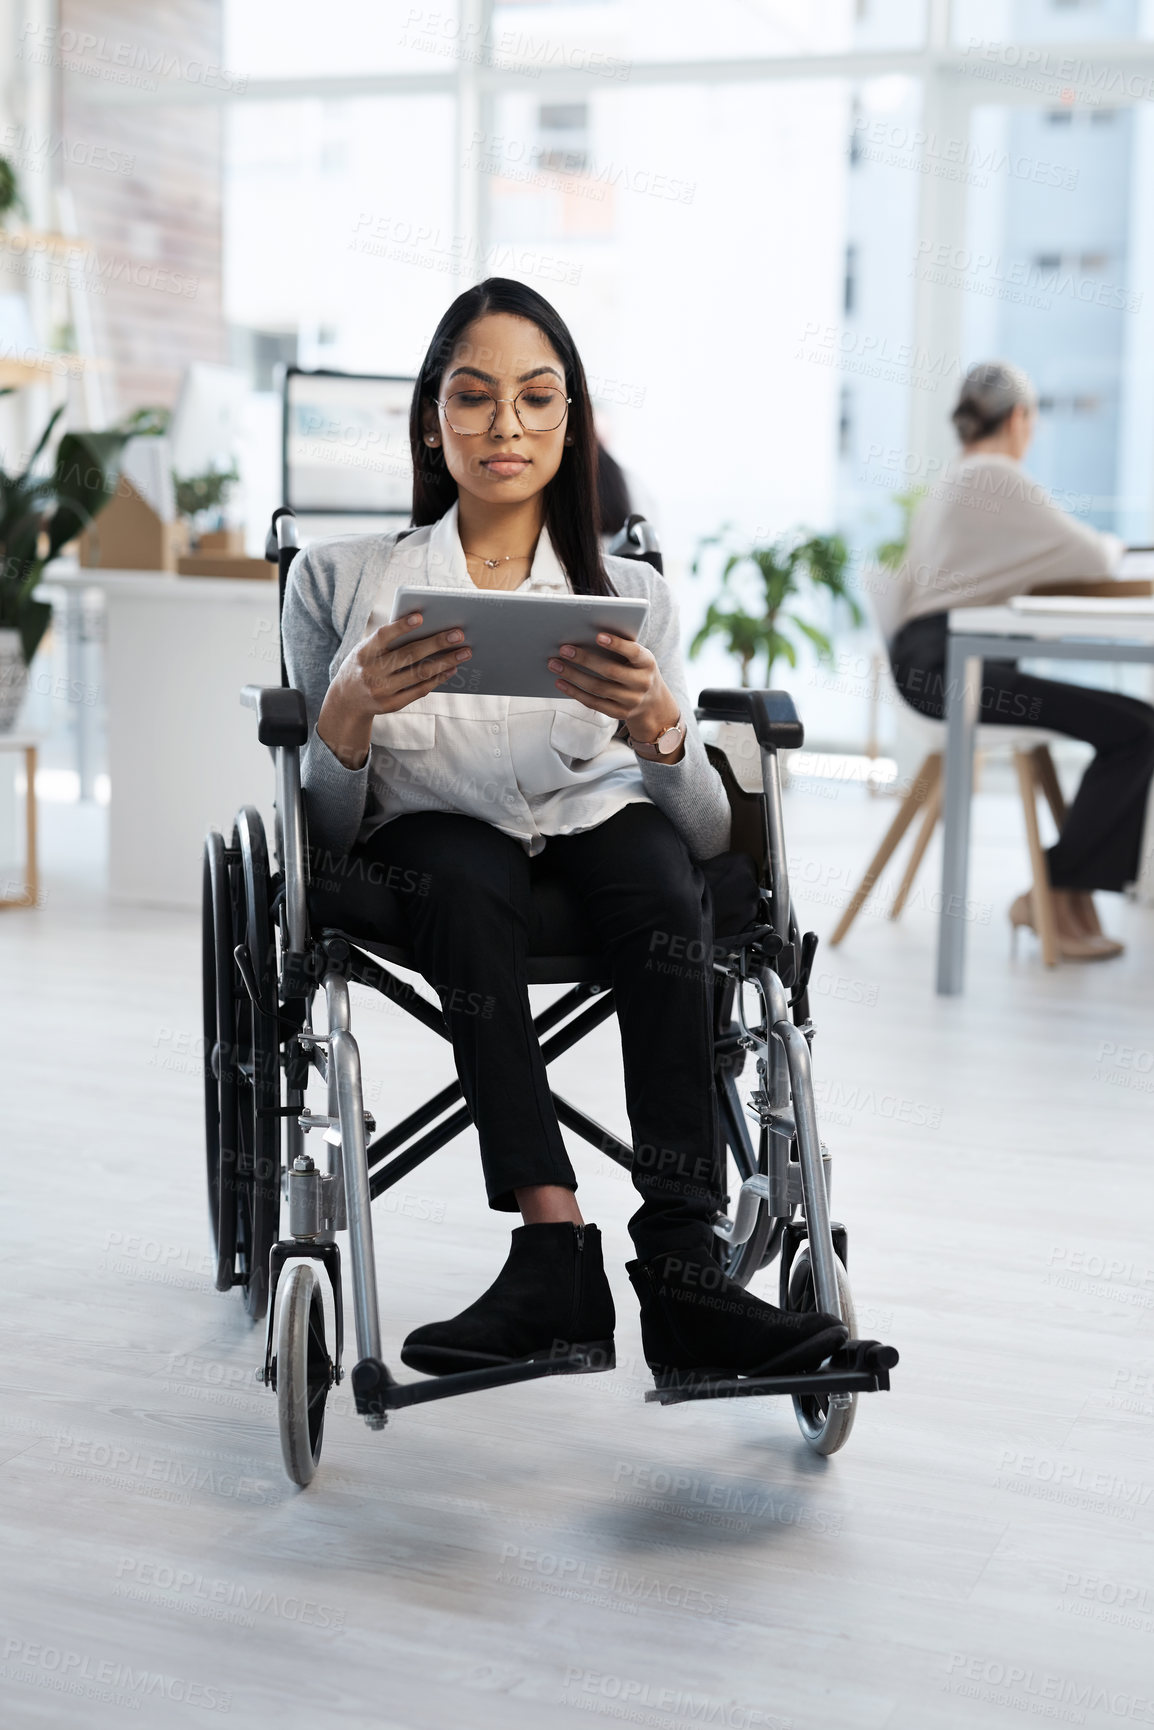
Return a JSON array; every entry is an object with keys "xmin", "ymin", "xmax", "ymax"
[{"xmin": 2, "ymin": 786, "xmax": 1151, "ymax": 1730}]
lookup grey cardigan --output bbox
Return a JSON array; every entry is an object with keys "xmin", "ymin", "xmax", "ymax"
[{"xmin": 281, "ymin": 525, "xmax": 732, "ymax": 861}]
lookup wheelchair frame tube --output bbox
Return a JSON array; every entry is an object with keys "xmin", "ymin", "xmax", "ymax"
[
  {"xmin": 275, "ymin": 746, "xmax": 308, "ymax": 955},
  {"xmin": 760, "ymin": 967, "xmax": 791, "ymax": 1107},
  {"xmin": 322, "ymin": 972, "xmax": 350, "ymax": 1231},
  {"xmin": 772, "ymin": 1019, "xmax": 842, "ymax": 1322},
  {"xmin": 276, "ymin": 744, "xmax": 308, "ymax": 1178},
  {"xmin": 327, "ymin": 1013, "xmax": 382, "ymax": 1367},
  {"xmin": 734, "ymin": 965, "xmax": 791, "ymax": 1109},
  {"xmin": 760, "ymin": 747, "xmax": 791, "ymax": 946}
]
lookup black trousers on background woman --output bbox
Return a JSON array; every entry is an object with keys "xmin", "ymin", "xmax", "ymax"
[
  {"xmin": 890, "ymin": 611, "xmax": 1154, "ymax": 892},
  {"xmin": 328, "ymin": 802, "xmax": 756, "ymax": 1262}
]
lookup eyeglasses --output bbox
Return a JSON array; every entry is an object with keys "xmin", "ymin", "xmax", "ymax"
[{"xmin": 437, "ymin": 385, "xmax": 571, "ymax": 435}]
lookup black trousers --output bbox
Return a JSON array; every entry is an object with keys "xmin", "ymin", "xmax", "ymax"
[
  {"xmin": 890, "ymin": 611, "xmax": 1154, "ymax": 892},
  {"xmin": 353, "ymin": 803, "xmax": 755, "ymax": 1261}
]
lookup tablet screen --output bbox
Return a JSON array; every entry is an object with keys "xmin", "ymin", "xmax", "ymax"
[{"xmin": 387, "ymin": 586, "xmax": 650, "ymax": 700}]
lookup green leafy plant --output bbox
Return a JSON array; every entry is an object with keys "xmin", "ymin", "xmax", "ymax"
[
  {"xmin": 689, "ymin": 526, "xmax": 862, "ymax": 688},
  {"xmin": 122, "ymin": 405, "xmax": 171, "ymax": 440},
  {"xmin": 0, "ymin": 398, "xmax": 153, "ymax": 663},
  {"xmin": 173, "ymin": 462, "xmax": 238, "ymax": 524},
  {"xmin": 0, "ymin": 156, "xmax": 25, "ymax": 222}
]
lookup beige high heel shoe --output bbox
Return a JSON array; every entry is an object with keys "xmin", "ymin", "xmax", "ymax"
[{"xmin": 1009, "ymin": 891, "xmax": 1124, "ymax": 961}]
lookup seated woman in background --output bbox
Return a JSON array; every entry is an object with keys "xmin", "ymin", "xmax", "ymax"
[{"xmin": 889, "ymin": 360, "xmax": 1154, "ymax": 961}]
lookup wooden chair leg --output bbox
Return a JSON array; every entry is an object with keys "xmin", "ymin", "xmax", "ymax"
[
  {"xmin": 1033, "ymin": 744, "xmax": 1068, "ymax": 828},
  {"xmin": 889, "ymin": 777, "xmax": 943, "ymax": 919},
  {"xmin": 1013, "ymin": 748, "xmax": 1060, "ymax": 967},
  {"xmin": 829, "ymin": 753, "xmax": 941, "ymax": 946}
]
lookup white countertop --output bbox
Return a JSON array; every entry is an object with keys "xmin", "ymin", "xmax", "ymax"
[{"xmin": 37, "ymin": 562, "xmax": 276, "ymax": 601}]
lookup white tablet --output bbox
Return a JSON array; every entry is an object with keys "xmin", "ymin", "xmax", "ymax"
[{"xmin": 387, "ymin": 585, "xmax": 650, "ymax": 700}]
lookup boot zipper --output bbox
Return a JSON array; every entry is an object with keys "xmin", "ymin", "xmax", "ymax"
[{"xmin": 571, "ymin": 1223, "xmax": 585, "ymax": 1339}]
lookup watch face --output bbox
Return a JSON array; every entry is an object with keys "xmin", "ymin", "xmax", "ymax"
[{"xmin": 658, "ymin": 723, "xmax": 684, "ymax": 755}]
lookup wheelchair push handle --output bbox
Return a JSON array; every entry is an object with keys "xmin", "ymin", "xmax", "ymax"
[
  {"xmin": 605, "ymin": 512, "xmax": 663, "ymax": 573},
  {"xmin": 264, "ymin": 506, "xmax": 300, "ymax": 562},
  {"xmin": 264, "ymin": 508, "xmax": 300, "ymax": 689}
]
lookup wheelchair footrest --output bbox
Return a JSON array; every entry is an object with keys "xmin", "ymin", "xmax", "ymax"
[
  {"xmin": 643, "ymin": 1338, "xmax": 898, "ymax": 1405},
  {"xmin": 351, "ymin": 1346, "xmax": 612, "ymax": 1417}
]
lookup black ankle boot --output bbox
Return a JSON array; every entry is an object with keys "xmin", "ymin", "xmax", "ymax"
[
  {"xmin": 400, "ymin": 1222, "xmax": 616, "ymax": 1376},
  {"xmin": 627, "ymin": 1247, "xmax": 847, "ymax": 1385}
]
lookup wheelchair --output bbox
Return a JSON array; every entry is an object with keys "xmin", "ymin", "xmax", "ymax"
[{"xmin": 201, "ymin": 508, "xmax": 898, "ymax": 1488}]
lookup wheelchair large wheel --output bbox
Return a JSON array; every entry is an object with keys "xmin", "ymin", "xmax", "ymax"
[
  {"xmin": 786, "ymin": 1250, "xmax": 857, "ymax": 1455},
  {"xmin": 275, "ymin": 1263, "xmax": 330, "ymax": 1488},
  {"xmin": 203, "ymin": 830, "xmax": 239, "ymax": 1292},
  {"xmin": 232, "ymin": 808, "xmax": 281, "ymax": 1323}
]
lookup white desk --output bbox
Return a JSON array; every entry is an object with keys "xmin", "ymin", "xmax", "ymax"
[
  {"xmin": 38, "ymin": 568, "xmax": 279, "ymax": 908},
  {"xmin": 938, "ymin": 596, "xmax": 1154, "ymax": 994}
]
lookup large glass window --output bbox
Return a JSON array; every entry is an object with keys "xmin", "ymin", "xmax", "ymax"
[
  {"xmin": 490, "ymin": 0, "xmax": 924, "ymax": 66},
  {"xmin": 224, "ymin": 95, "xmax": 457, "ymax": 374},
  {"xmin": 224, "ymin": 0, "xmax": 461, "ymax": 77},
  {"xmin": 196, "ymin": 4, "xmax": 1154, "ymax": 741}
]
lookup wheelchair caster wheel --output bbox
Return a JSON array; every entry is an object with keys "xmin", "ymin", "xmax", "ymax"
[
  {"xmin": 275, "ymin": 1263, "xmax": 331, "ymax": 1487},
  {"xmin": 786, "ymin": 1250, "xmax": 857, "ymax": 1456}
]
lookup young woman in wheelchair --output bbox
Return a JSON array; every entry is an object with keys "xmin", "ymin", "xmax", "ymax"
[{"xmin": 281, "ymin": 277, "xmax": 846, "ymax": 1386}]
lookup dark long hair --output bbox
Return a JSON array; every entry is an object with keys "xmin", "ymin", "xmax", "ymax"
[
  {"xmin": 408, "ymin": 278, "xmax": 612, "ymax": 595},
  {"xmin": 596, "ymin": 441, "xmax": 633, "ymax": 537}
]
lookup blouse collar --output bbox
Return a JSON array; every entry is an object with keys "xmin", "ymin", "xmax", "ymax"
[{"xmin": 427, "ymin": 499, "xmax": 569, "ymax": 593}]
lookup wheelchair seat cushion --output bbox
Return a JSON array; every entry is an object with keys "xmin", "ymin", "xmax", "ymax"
[{"xmin": 306, "ymin": 842, "xmax": 760, "ymax": 961}]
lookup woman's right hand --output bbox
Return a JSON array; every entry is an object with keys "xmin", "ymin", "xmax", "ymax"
[{"xmin": 316, "ymin": 611, "xmax": 471, "ymax": 769}]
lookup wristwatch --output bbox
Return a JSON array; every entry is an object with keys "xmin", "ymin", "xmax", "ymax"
[{"xmin": 626, "ymin": 714, "xmax": 686, "ymax": 760}]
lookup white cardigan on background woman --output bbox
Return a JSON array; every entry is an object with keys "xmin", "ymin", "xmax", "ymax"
[{"xmin": 894, "ymin": 452, "xmax": 1123, "ymax": 632}]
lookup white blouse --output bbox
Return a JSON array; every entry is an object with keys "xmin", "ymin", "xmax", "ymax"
[{"xmin": 362, "ymin": 502, "xmax": 653, "ymax": 856}]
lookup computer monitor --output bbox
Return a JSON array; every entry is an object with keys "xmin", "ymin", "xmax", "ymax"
[{"xmin": 282, "ymin": 367, "xmax": 414, "ymax": 517}]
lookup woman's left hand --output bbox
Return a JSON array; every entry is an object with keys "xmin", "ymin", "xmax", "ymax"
[{"xmin": 548, "ymin": 633, "xmax": 680, "ymax": 744}]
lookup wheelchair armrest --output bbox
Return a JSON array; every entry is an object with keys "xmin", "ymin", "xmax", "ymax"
[
  {"xmin": 240, "ymin": 684, "xmax": 309, "ymax": 748},
  {"xmin": 696, "ymin": 689, "xmax": 804, "ymax": 751}
]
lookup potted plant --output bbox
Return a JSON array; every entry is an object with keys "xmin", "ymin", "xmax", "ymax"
[
  {"xmin": 174, "ymin": 462, "xmax": 240, "ymax": 550},
  {"xmin": 689, "ymin": 525, "xmax": 862, "ymax": 687},
  {"xmin": 0, "ymin": 399, "xmax": 147, "ymax": 730}
]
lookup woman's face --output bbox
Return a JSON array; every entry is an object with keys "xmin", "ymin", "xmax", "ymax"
[{"xmin": 423, "ymin": 311, "xmax": 570, "ymax": 510}]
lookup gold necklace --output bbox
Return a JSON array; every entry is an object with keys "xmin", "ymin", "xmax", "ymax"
[{"xmin": 462, "ymin": 548, "xmax": 533, "ymax": 570}]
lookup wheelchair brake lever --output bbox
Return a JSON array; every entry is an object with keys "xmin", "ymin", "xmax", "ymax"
[
  {"xmin": 233, "ymin": 944, "xmax": 271, "ymax": 1015},
  {"xmin": 788, "ymin": 930, "xmax": 819, "ymax": 1010},
  {"xmin": 233, "ymin": 943, "xmax": 305, "ymax": 1042}
]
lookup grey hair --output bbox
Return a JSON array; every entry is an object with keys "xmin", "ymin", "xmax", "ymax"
[{"xmin": 952, "ymin": 361, "xmax": 1036, "ymax": 445}]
